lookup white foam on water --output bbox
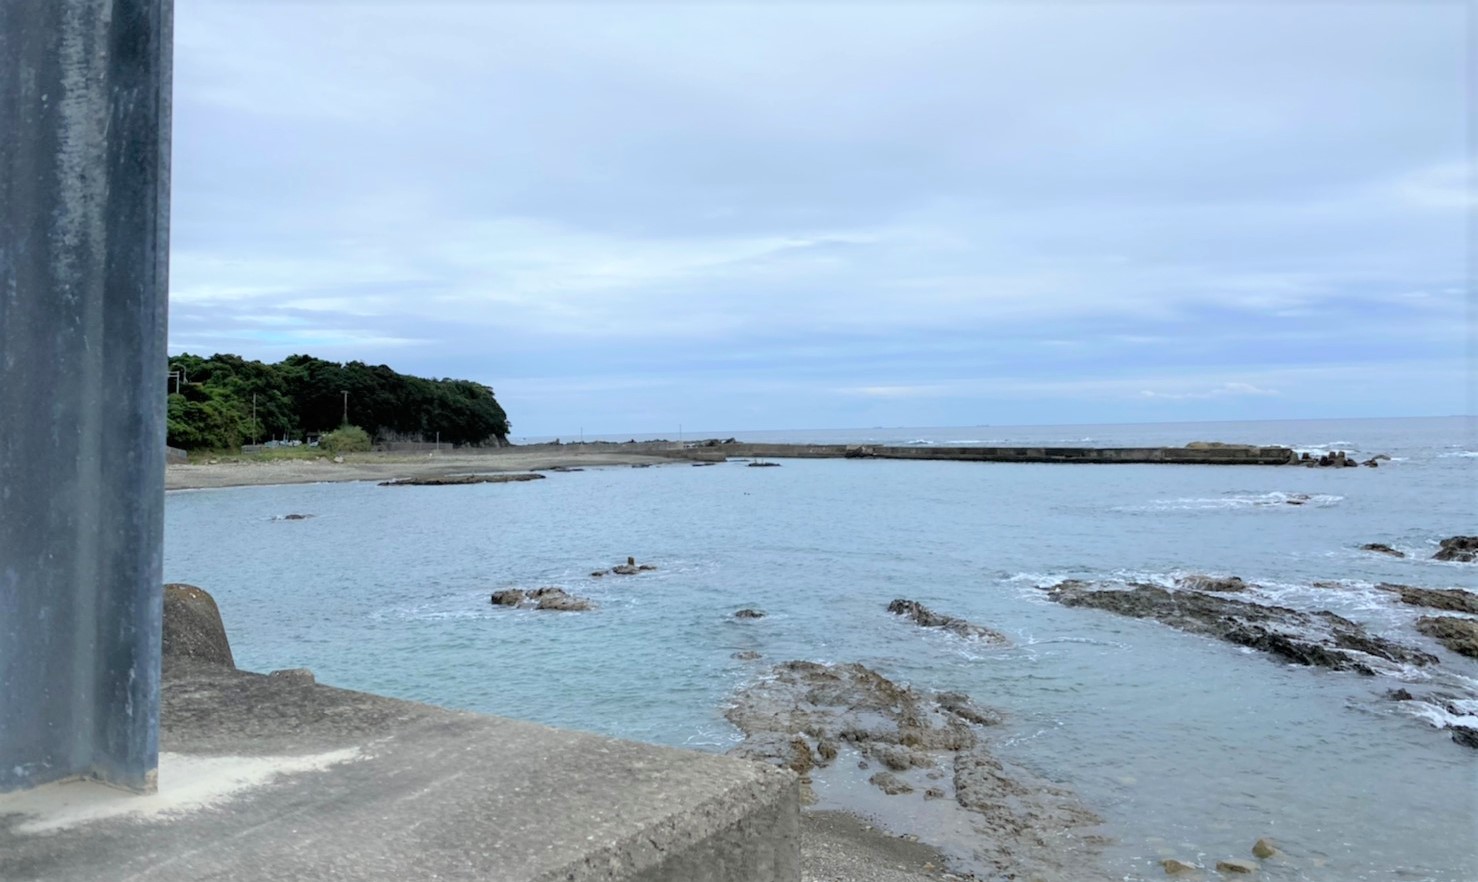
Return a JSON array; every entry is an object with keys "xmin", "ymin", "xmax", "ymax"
[{"xmin": 1121, "ymin": 491, "xmax": 1344, "ymax": 512}]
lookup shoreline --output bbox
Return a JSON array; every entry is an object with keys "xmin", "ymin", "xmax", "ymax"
[{"xmin": 165, "ymin": 448, "xmax": 712, "ymax": 491}]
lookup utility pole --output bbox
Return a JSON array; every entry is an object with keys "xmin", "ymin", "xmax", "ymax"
[{"xmin": 341, "ymin": 389, "xmax": 349, "ymax": 427}]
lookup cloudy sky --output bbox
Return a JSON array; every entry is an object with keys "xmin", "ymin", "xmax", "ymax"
[{"xmin": 169, "ymin": 2, "xmax": 1471, "ymax": 436}]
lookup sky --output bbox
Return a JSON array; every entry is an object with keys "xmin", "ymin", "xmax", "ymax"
[{"xmin": 168, "ymin": 2, "xmax": 1473, "ymax": 437}]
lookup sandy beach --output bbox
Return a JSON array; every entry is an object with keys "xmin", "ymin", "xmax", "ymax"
[{"xmin": 166, "ymin": 448, "xmax": 710, "ymax": 491}]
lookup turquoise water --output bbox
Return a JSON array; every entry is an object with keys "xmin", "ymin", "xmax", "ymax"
[{"xmin": 166, "ymin": 417, "xmax": 1477, "ymax": 881}]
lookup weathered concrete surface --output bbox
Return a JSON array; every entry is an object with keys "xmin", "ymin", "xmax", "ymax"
[
  {"xmin": 162, "ymin": 584, "xmax": 235, "ymax": 667},
  {"xmin": 0, "ymin": 0, "xmax": 173, "ymax": 793},
  {"xmin": 0, "ymin": 660, "xmax": 800, "ymax": 881}
]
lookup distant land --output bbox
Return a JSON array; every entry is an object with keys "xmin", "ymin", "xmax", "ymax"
[{"xmin": 166, "ymin": 353, "xmax": 508, "ymax": 451}]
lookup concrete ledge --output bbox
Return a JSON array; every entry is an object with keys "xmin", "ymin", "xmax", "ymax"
[{"xmin": 0, "ymin": 660, "xmax": 800, "ymax": 881}]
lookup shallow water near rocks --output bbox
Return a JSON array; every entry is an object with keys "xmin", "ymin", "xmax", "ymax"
[{"xmin": 166, "ymin": 416, "xmax": 1477, "ymax": 881}]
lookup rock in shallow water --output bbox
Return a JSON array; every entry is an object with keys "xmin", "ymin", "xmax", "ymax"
[
  {"xmin": 1434, "ymin": 535, "xmax": 1478, "ymax": 562},
  {"xmin": 1042, "ymin": 581, "xmax": 1438, "ymax": 674},
  {"xmin": 1381, "ymin": 583, "xmax": 1478, "ymax": 614},
  {"xmin": 887, "ymin": 598, "xmax": 1010, "ymax": 644},
  {"xmin": 1216, "ymin": 858, "xmax": 1258, "ymax": 873},
  {"xmin": 1161, "ymin": 858, "xmax": 1199, "ymax": 874},
  {"xmin": 1415, "ymin": 616, "xmax": 1478, "ymax": 658},
  {"xmin": 1361, "ymin": 543, "xmax": 1405, "ymax": 558}
]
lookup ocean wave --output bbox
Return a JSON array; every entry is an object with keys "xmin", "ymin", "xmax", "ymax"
[
  {"xmin": 1438, "ymin": 450, "xmax": 1478, "ymax": 459},
  {"xmin": 1122, "ymin": 491, "xmax": 1343, "ymax": 512}
]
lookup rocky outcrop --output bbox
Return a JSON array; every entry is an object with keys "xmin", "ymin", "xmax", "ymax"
[
  {"xmin": 1176, "ymin": 574, "xmax": 1249, "ymax": 593},
  {"xmin": 1379, "ymin": 584, "xmax": 1478, "ymax": 614},
  {"xmin": 1434, "ymin": 536, "xmax": 1478, "ymax": 563},
  {"xmin": 1043, "ymin": 581, "xmax": 1439, "ymax": 674},
  {"xmin": 726, "ymin": 661, "xmax": 1104, "ymax": 880},
  {"xmin": 596, "ymin": 557, "xmax": 658, "ymax": 577},
  {"xmin": 1361, "ymin": 543, "xmax": 1405, "ymax": 558},
  {"xmin": 1415, "ymin": 616, "xmax": 1478, "ymax": 658},
  {"xmin": 380, "ymin": 473, "xmax": 544, "ymax": 486},
  {"xmin": 734, "ymin": 608, "xmax": 766, "ymax": 619},
  {"xmin": 1452, "ymin": 726, "xmax": 1478, "ymax": 749},
  {"xmin": 490, "ymin": 587, "xmax": 593, "ymax": 611},
  {"xmin": 1298, "ymin": 450, "xmax": 1359, "ymax": 468},
  {"xmin": 163, "ymin": 583, "xmax": 235, "ymax": 668},
  {"xmin": 887, "ymin": 599, "xmax": 1009, "ymax": 644}
]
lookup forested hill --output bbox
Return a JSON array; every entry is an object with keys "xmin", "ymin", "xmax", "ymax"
[{"xmin": 166, "ymin": 353, "xmax": 510, "ymax": 451}]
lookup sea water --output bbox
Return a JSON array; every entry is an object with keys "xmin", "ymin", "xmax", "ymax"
[{"xmin": 165, "ymin": 416, "xmax": 1477, "ymax": 881}]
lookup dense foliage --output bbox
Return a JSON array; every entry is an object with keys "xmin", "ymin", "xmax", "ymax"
[{"xmin": 165, "ymin": 353, "xmax": 509, "ymax": 451}]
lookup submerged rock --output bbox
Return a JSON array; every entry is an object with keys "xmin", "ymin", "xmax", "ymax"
[
  {"xmin": 1380, "ymin": 584, "xmax": 1478, "ymax": 614},
  {"xmin": 1043, "ymin": 581, "xmax": 1439, "ymax": 674},
  {"xmin": 731, "ymin": 650, "xmax": 762, "ymax": 661},
  {"xmin": 1415, "ymin": 616, "xmax": 1478, "ymax": 658},
  {"xmin": 887, "ymin": 599, "xmax": 1010, "ymax": 644},
  {"xmin": 1361, "ymin": 543, "xmax": 1405, "ymax": 558},
  {"xmin": 1434, "ymin": 536, "xmax": 1478, "ymax": 563},
  {"xmin": 868, "ymin": 771, "xmax": 914, "ymax": 795},
  {"xmin": 1216, "ymin": 858, "xmax": 1257, "ymax": 873},
  {"xmin": 1162, "ymin": 858, "xmax": 1199, "ymax": 874},
  {"xmin": 734, "ymin": 608, "xmax": 766, "ymax": 619},
  {"xmin": 1451, "ymin": 726, "xmax": 1478, "ymax": 749}
]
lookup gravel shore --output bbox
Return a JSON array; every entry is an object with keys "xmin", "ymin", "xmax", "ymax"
[{"xmin": 165, "ymin": 448, "xmax": 705, "ymax": 491}]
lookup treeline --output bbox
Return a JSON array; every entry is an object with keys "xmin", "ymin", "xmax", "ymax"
[{"xmin": 166, "ymin": 353, "xmax": 509, "ymax": 451}]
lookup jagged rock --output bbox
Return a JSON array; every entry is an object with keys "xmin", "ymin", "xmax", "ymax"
[
  {"xmin": 871, "ymin": 744, "xmax": 931, "ymax": 771},
  {"xmin": 529, "ymin": 587, "xmax": 593, "ymax": 612},
  {"xmin": 869, "ymin": 771, "xmax": 914, "ymax": 795},
  {"xmin": 1216, "ymin": 859, "xmax": 1257, "ymax": 873},
  {"xmin": 1387, "ymin": 688, "xmax": 1415, "ymax": 701},
  {"xmin": 1434, "ymin": 536, "xmax": 1478, "ymax": 563},
  {"xmin": 1361, "ymin": 543, "xmax": 1405, "ymax": 558},
  {"xmin": 1451, "ymin": 726, "xmax": 1478, "ymax": 749},
  {"xmin": 1252, "ymin": 838, "xmax": 1279, "ymax": 858},
  {"xmin": 492, "ymin": 587, "xmax": 593, "ymax": 611},
  {"xmin": 1378, "ymin": 584, "xmax": 1478, "ymax": 614},
  {"xmin": 734, "ymin": 608, "xmax": 766, "ymax": 619},
  {"xmin": 1415, "ymin": 616, "xmax": 1478, "ymax": 658},
  {"xmin": 887, "ymin": 599, "xmax": 1009, "ymax": 644},
  {"xmin": 163, "ymin": 583, "xmax": 235, "ymax": 668},
  {"xmin": 1162, "ymin": 858, "xmax": 1199, "ymax": 874},
  {"xmin": 611, "ymin": 565, "xmax": 638, "ymax": 575},
  {"xmin": 1177, "ymin": 574, "xmax": 1250, "ymax": 593},
  {"xmin": 1043, "ymin": 581, "xmax": 1439, "ymax": 674},
  {"xmin": 935, "ymin": 691, "xmax": 1004, "ymax": 726}
]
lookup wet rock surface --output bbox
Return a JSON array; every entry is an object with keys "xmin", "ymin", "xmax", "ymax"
[
  {"xmin": 1380, "ymin": 583, "xmax": 1478, "ymax": 614},
  {"xmin": 734, "ymin": 608, "xmax": 766, "ymax": 619},
  {"xmin": 887, "ymin": 599, "xmax": 1009, "ymax": 644},
  {"xmin": 1361, "ymin": 543, "xmax": 1405, "ymax": 558},
  {"xmin": 1175, "ymin": 574, "xmax": 1249, "ymax": 593},
  {"xmin": 1415, "ymin": 616, "xmax": 1478, "ymax": 659},
  {"xmin": 489, "ymin": 586, "xmax": 593, "ymax": 611},
  {"xmin": 1433, "ymin": 535, "xmax": 1478, "ymax": 563},
  {"xmin": 726, "ymin": 661, "xmax": 1107, "ymax": 880},
  {"xmin": 1042, "ymin": 581, "xmax": 1439, "ymax": 674}
]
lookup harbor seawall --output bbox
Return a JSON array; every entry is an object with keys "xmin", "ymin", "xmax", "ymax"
[{"xmin": 722, "ymin": 442, "xmax": 1299, "ymax": 465}]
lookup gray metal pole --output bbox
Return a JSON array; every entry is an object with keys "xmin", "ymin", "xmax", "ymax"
[{"xmin": 0, "ymin": 0, "xmax": 173, "ymax": 794}]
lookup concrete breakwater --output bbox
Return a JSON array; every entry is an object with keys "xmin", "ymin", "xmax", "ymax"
[{"xmin": 720, "ymin": 442, "xmax": 1299, "ymax": 466}]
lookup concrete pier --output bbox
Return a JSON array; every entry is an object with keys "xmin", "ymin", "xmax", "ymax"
[{"xmin": 0, "ymin": 659, "xmax": 801, "ymax": 882}]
